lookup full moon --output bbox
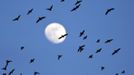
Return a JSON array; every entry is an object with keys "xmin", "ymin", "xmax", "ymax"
[{"xmin": 44, "ymin": 22, "xmax": 67, "ymax": 44}]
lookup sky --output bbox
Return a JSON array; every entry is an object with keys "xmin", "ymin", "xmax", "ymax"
[{"xmin": 0, "ymin": 0, "xmax": 134, "ymax": 75}]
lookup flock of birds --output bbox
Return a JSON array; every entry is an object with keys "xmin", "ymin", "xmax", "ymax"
[{"xmin": 1, "ymin": 0, "xmax": 126, "ymax": 75}]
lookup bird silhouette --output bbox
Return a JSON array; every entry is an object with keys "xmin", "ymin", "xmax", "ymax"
[
  {"xmin": 29, "ymin": 58, "xmax": 35, "ymax": 64},
  {"xmin": 12, "ymin": 15, "xmax": 21, "ymax": 21},
  {"xmin": 58, "ymin": 33, "xmax": 68, "ymax": 39},
  {"xmin": 78, "ymin": 45, "xmax": 85, "ymax": 52},
  {"xmin": 34, "ymin": 72, "xmax": 40, "ymax": 75},
  {"xmin": 27, "ymin": 8, "xmax": 33, "ymax": 15},
  {"xmin": 121, "ymin": 70, "xmax": 125, "ymax": 74},
  {"xmin": 20, "ymin": 46, "xmax": 24, "ymax": 50},
  {"xmin": 105, "ymin": 39, "xmax": 113, "ymax": 43},
  {"xmin": 105, "ymin": 8, "xmax": 115, "ymax": 15},
  {"xmin": 20, "ymin": 73, "xmax": 22, "ymax": 75},
  {"xmin": 60, "ymin": 0, "xmax": 65, "ymax": 2},
  {"xmin": 79, "ymin": 30, "xmax": 85, "ymax": 37},
  {"xmin": 75, "ymin": 0, "xmax": 82, "ymax": 5},
  {"xmin": 36, "ymin": 16, "xmax": 46, "ymax": 23},
  {"xmin": 2, "ymin": 60, "xmax": 12, "ymax": 70},
  {"xmin": 96, "ymin": 48, "xmax": 102, "ymax": 53},
  {"xmin": 83, "ymin": 35, "xmax": 87, "ymax": 40},
  {"xmin": 3, "ymin": 73, "xmax": 6, "ymax": 75},
  {"xmin": 8, "ymin": 69, "xmax": 15, "ymax": 75},
  {"xmin": 101, "ymin": 66, "xmax": 105, "ymax": 71},
  {"xmin": 88, "ymin": 54, "xmax": 93, "ymax": 59},
  {"xmin": 115, "ymin": 73, "xmax": 119, "ymax": 75},
  {"xmin": 96, "ymin": 39, "xmax": 100, "ymax": 43},
  {"xmin": 46, "ymin": 5, "xmax": 53, "ymax": 11},
  {"xmin": 58, "ymin": 55, "xmax": 63, "ymax": 60},
  {"xmin": 71, "ymin": 4, "xmax": 81, "ymax": 12},
  {"xmin": 112, "ymin": 48, "xmax": 121, "ymax": 55}
]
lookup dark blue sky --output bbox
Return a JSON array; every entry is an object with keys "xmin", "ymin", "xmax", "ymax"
[{"xmin": 0, "ymin": 0, "xmax": 134, "ymax": 75}]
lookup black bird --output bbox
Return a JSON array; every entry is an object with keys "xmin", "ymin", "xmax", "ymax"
[
  {"xmin": 121, "ymin": 70, "xmax": 125, "ymax": 74},
  {"xmin": 105, "ymin": 8, "xmax": 115, "ymax": 15},
  {"xmin": 12, "ymin": 15, "xmax": 21, "ymax": 21},
  {"xmin": 58, "ymin": 55, "xmax": 63, "ymax": 60},
  {"xmin": 88, "ymin": 54, "xmax": 93, "ymax": 59},
  {"xmin": 3, "ymin": 73, "xmax": 6, "ymax": 75},
  {"xmin": 78, "ymin": 45, "xmax": 85, "ymax": 52},
  {"xmin": 58, "ymin": 33, "xmax": 68, "ymax": 39},
  {"xmin": 36, "ymin": 16, "xmax": 46, "ymax": 23},
  {"xmin": 20, "ymin": 46, "xmax": 24, "ymax": 50},
  {"xmin": 115, "ymin": 73, "xmax": 119, "ymax": 75},
  {"xmin": 75, "ymin": 0, "xmax": 82, "ymax": 5},
  {"xmin": 46, "ymin": 5, "xmax": 53, "ymax": 11},
  {"xmin": 105, "ymin": 39, "xmax": 113, "ymax": 43},
  {"xmin": 112, "ymin": 48, "xmax": 121, "ymax": 55},
  {"xmin": 34, "ymin": 72, "xmax": 40, "ymax": 75},
  {"xmin": 29, "ymin": 58, "xmax": 35, "ymax": 64},
  {"xmin": 83, "ymin": 35, "xmax": 87, "ymax": 40},
  {"xmin": 2, "ymin": 60, "xmax": 12, "ymax": 70},
  {"xmin": 79, "ymin": 30, "xmax": 85, "ymax": 37},
  {"xmin": 60, "ymin": 0, "xmax": 65, "ymax": 2},
  {"xmin": 71, "ymin": 4, "xmax": 81, "ymax": 12},
  {"xmin": 20, "ymin": 73, "xmax": 22, "ymax": 75},
  {"xmin": 96, "ymin": 48, "xmax": 102, "ymax": 53},
  {"xmin": 101, "ymin": 66, "xmax": 105, "ymax": 71},
  {"xmin": 27, "ymin": 8, "xmax": 33, "ymax": 15},
  {"xmin": 8, "ymin": 69, "xmax": 15, "ymax": 75},
  {"xmin": 96, "ymin": 39, "xmax": 100, "ymax": 43}
]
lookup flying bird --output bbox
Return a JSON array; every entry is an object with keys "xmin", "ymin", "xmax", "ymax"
[
  {"xmin": 2, "ymin": 60, "xmax": 12, "ymax": 70},
  {"xmin": 46, "ymin": 5, "xmax": 53, "ymax": 11},
  {"xmin": 101, "ymin": 66, "xmax": 105, "ymax": 71},
  {"xmin": 20, "ymin": 46, "xmax": 24, "ymax": 50},
  {"xmin": 78, "ymin": 45, "xmax": 85, "ymax": 52},
  {"xmin": 79, "ymin": 30, "xmax": 85, "ymax": 37},
  {"xmin": 83, "ymin": 35, "xmax": 87, "ymax": 40},
  {"xmin": 75, "ymin": 0, "xmax": 82, "ymax": 5},
  {"xmin": 60, "ymin": 0, "xmax": 65, "ymax": 2},
  {"xmin": 105, "ymin": 39, "xmax": 113, "ymax": 43},
  {"xmin": 20, "ymin": 73, "xmax": 22, "ymax": 75},
  {"xmin": 88, "ymin": 54, "xmax": 93, "ymax": 59},
  {"xmin": 27, "ymin": 8, "xmax": 33, "ymax": 15},
  {"xmin": 115, "ymin": 73, "xmax": 119, "ymax": 75},
  {"xmin": 58, "ymin": 55, "xmax": 63, "ymax": 60},
  {"xmin": 12, "ymin": 15, "xmax": 21, "ymax": 21},
  {"xmin": 3, "ymin": 73, "xmax": 6, "ymax": 75},
  {"xmin": 121, "ymin": 70, "xmax": 125, "ymax": 74},
  {"xmin": 36, "ymin": 16, "xmax": 46, "ymax": 23},
  {"xmin": 112, "ymin": 48, "xmax": 121, "ymax": 55},
  {"xmin": 29, "ymin": 58, "xmax": 35, "ymax": 64},
  {"xmin": 34, "ymin": 72, "xmax": 40, "ymax": 75},
  {"xmin": 58, "ymin": 33, "xmax": 68, "ymax": 39},
  {"xmin": 71, "ymin": 4, "xmax": 81, "ymax": 12},
  {"xmin": 96, "ymin": 39, "xmax": 100, "ymax": 43},
  {"xmin": 8, "ymin": 69, "xmax": 15, "ymax": 75},
  {"xmin": 96, "ymin": 48, "xmax": 102, "ymax": 53},
  {"xmin": 105, "ymin": 8, "xmax": 115, "ymax": 15}
]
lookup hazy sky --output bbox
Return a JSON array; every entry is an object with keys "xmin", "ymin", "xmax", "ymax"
[{"xmin": 0, "ymin": 0, "xmax": 134, "ymax": 75}]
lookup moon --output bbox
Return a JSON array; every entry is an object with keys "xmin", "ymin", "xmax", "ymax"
[{"xmin": 44, "ymin": 22, "xmax": 67, "ymax": 44}]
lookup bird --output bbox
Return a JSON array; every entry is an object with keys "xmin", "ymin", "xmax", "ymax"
[
  {"xmin": 96, "ymin": 39, "xmax": 100, "ymax": 43},
  {"xmin": 105, "ymin": 8, "xmax": 115, "ymax": 15},
  {"xmin": 71, "ymin": 4, "xmax": 81, "ymax": 12},
  {"xmin": 96, "ymin": 48, "xmax": 102, "ymax": 53},
  {"xmin": 58, "ymin": 33, "xmax": 68, "ymax": 39},
  {"xmin": 75, "ymin": 0, "xmax": 82, "ymax": 5},
  {"xmin": 34, "ymin": 72, "xmax": 40, "ymax": 75},
  {"xmin": 58, "ymin": 55, "xmax": 63, "ymax": 60},
  {"xmin": 115, "ymin": 73, "xmax": 119, "ymax": 75},
  {"xmin": 79, "ymin": 30, "xmax": 85, "ymax": 37},
  {"xmin": 2, "ymin": 60, "xmax": 12, "ymax": 70},
  {"xmin": 3, "ymin": 73, "xmax": 6, "ymax": 75},
  {"xmin": 60, "ymin": 0, "xmax": 65, "ymax": 2},
  {"xmin": 121, "ymin": 70, "xmax": 125, "ymax": 74},
  {"xmin": 20, "ymin": 46, "xmax": 24, "ymax": 50},
  {"xmin": 83, "ymin": 35, "xmax": 87, "ymax": 40},
  {"xmin": 36, "ymin": 16, "xmax": 46, "ymax": 23},
  {"xmin": 20, "ymin": 73, "xmax": 22, "ymax": 75},
  {"xmin": 112, "ymin": 48, "xmax": 121, "ymax": 55},
  {"xmin": 88, "ymin": 54, "xmax": 93, "ymax": 59},
  {"xmin": 46, "ymin": 5, "xmax": 53, "ymax": 11},
  {"xmin": 12, "ymin": 15, "xmax": 21, "ymax": 21},
  {"xmin": 105, "ymin": 39, "xmax": 113, "ymax": 43},
  {"xmin": 29, "ymin": 58, "xmax": 35, "ymax": 64},
  {"xmin": 78, "ymin": 45, "xmax": 85, "ymax": 52},
  {"xmin": 27, "ymin": 8, "xmax": 33, "ymax": 15},
  {"xmin": 8, "ymin": 69, "xmax": 15, "ymax": 75},
  {"xmin": 101, "ymin": 66, "xmax": 105, "ymax": 71}
]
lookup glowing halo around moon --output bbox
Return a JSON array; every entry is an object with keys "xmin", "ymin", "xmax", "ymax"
[{"xmin": 44, "ymin": 22, "xmax": 67, "ymax": 44}]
